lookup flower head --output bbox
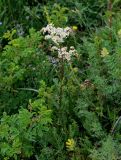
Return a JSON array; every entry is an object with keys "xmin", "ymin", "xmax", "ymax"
[
  {"xmin": 101, "ymin": 47, "xmax": 109, "ymax": 57},
  {"xmin": 41, "ymin": 24, "xmax": 77, "ymax": 61},
  {"xmin": 41, "ymin": 24, "xmax": 73, "ymax": 45},
  {"xmin": 66, "ymin": 138, "xmax": 75, "ymax": 151},
  {"xmin": 72, "ymin": 26, "xmax": 78, "ymax": 31},
  {"xmin": 57, "ymin": 46, "xmax": 77, "ymax": 61}
]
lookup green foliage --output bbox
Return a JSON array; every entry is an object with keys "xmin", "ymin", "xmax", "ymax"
[
  {"xmin": 0, "ymin": 28, "xmax": 55, "ymax": 113},
  {"xmin": 0, "ymin": 0, "xmax": 46, "ymax": 38},
  {"xmin": 44, "ymin": 3, "xmax": 68, "ymax": 27},
  {"xmin": 90, "ymin": 136, "xmax": 121, "ymax": 160},
  {"xmin": 1, "ymin": 0, "xmax": 121, "ymax": 160},
  {"xmin": 0, "ymin": 98, "xmax": 52, "ymax": 159}
]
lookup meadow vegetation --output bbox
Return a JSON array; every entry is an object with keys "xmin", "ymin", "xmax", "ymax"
[{"xmin": 0, "ymin": 0, "xmax": 121, "ymax": 159}]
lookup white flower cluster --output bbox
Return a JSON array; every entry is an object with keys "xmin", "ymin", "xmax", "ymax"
[
  {"xmin": 41, "ymin": 23, "xmax": 72, "ymax": 45},
  {"xmin": 41, "ymin": 24, "xmax": 78, "ymax": 61},
  {"xmin": 51, "ymin": 46, "xmax": 77, "ymax": 61}
]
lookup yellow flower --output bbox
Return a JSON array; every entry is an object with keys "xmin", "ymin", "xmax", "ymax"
[
  {"xmin": 118, "ymin": 29, "xmax": 121, "ymax": 38},
  {"xmin": 101, "ymin": 47, "xmax": 109, "ymax": 57},
  {"xmin": 72, "ymin": 26, "xmax": 78, "ymax": 31},
  {"xmin": 66, "ymin": 138, "xmax": 75, "ymax": 151}
]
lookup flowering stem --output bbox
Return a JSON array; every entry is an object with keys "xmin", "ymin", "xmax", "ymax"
[{"xmin": 59, "ymin": 56, "xmax": 64, "ymax": 109}]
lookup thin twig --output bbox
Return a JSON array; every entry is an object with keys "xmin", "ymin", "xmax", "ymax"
[
  {"xmin": 111, "ymin": 116, "xmax": 121, "ymax": 135},
  {"xmin": 17, "ymin": 88, "xmax": 39, "ymax": 93}
]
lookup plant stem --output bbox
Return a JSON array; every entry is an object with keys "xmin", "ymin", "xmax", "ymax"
[
  {"xmin": 59, "ymin": 56, "xmax": 64, "ymax": 108},
  {"xmin": 111, "ymin": 116, "xmax": 121, "ymax": 135},
  {"xmin": 17, "ymin": 88, "xmax": 39, "ymax": 93}
]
